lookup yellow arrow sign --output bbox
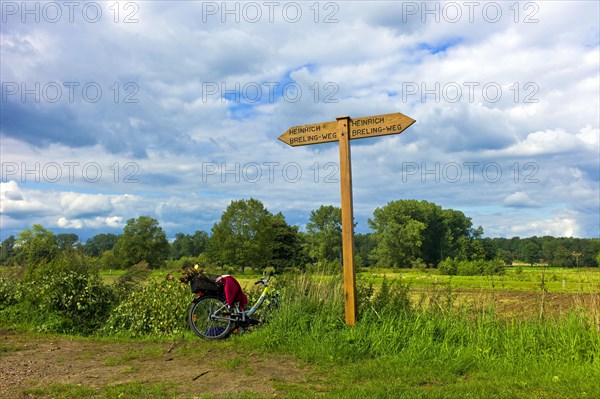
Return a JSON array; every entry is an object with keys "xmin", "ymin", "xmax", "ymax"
[
  {"xmin": 277, "ymin": 120, "xmax": 338, "ymax": 147},
  {"xmin": 278, "ymin": 112, "xmax": 415, "ymax": 147},
  {"xmin": 349, "ymin": 112, "xmax": 416, "ymax": 140}
]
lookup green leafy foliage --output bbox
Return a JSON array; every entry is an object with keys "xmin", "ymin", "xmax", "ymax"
[
  {"xmin": 439, "ymin": 257, "xmax": 505, "ymax": 276},
  {"xmin": 112, "ymin": 261, "xmax": 151, "ymax": 301},
  {"xmin": 305, "ymin": 205, "xmax": 343, "ymax": 263},
  {"xmin": 55, "ymin": 233, "xmax": 80, "ymax": 251},
  {"xmin": 15, "ymin": 224, "xmax": 59, "ymax": 265},
  {"xmin": 27, "ymin": 254, "xmax": 114, "ymax": 333},
  {"xmin": 0, "ymin": 235, "xmax": 17, "ymax": 265},
  {"xmin": 83, "ymin": 233, "xmax": 119, "ymax": 257},
  {"xmin": 103, "ymin": 278, "xmax": 191, "ymax": 337},
  {"xmin": 113, "ymin": 216, "xmax": 169, "ymax": 269},
  {"xmin": 0, "ymin": 253, "xmax": 113, "ymax": 334},
  {"xmin": 169, "ymin": 230, "xmax": 209, "ymax": 260},
  {"xmin": 207, "ymin": 198, "xmax": 273, "ymax": 272},
  {"xmin": 207, "ymin": 198, "xmax": 303, "ymax": 272},
  {"xmin": 368, "ymin": 200, "xmax": 479, "ymax": 267}
]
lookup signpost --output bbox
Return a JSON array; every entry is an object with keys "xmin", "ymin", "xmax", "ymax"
[{"xmin": 279, "ymin": 112, "xmax": 416, "ymax": 326}]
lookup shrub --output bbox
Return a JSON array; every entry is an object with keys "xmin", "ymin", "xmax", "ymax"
[
  {"xmin": 28, "ymin": 254, "xmax": 114, "ymax": 333},
  {"xmin": 457, "ymin": 259, "xmax": 485, "ymax": 276},
  {"xmin": 0, "ymin": 266, "xmax": 27, "ymax": 308},
  {"xmin": 439, "ymin": 258, "xmax": 505, "ymax": 276},
  {"xmin": 438, "ymin": 257, "xmax": 458, "ymax": 275},
  {"xmin": 103, "ymin": 278, "xmax": 191, "ymax": 337}
]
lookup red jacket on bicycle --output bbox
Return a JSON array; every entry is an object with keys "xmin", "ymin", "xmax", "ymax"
[{"xmin": 216, "ymin": 275, "xmax": 248, "ymax": 311}]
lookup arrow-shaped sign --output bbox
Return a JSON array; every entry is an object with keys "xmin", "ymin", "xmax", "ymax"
[
  {"xmin": 278, "ymin": 120, "xmax": 338, "ymax": 147},
  {"xmin": 278, "ymin": 112, "xmax": 415, "ymax": 147},
  {"xmin": 349, "ymin": 112, "xmax": 416, "ymax": 141}
]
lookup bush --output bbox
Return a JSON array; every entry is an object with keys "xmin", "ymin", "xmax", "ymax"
[
  {"xmin": 0, "ymin": 266, "xmax": 27, "ymax": 308},
  {"xmin": 457, "ymin": 259, "xmax": 486, "ymax": 276},
  {"xmin": 0, "ymin": 254, "xmax": 114, "ymax": 334},
  {"xmin": 439, "ymin": 258, "xmax": 505, "ymax": 276},
  {"xmin": 438, "ymin": 257, "xmax": 458, "ymax": 275},
  {"xmin": 28, "ymin": 254, "xmax": 114, "ymax": 333},
  {"xmin": 103, "ymin": 278, "xmax": 191, "ymax": 337}
]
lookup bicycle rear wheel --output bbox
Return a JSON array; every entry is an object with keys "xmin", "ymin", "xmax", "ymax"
[{"xmin": 188, "ymin": 296, "xmax": 233, "ymax": 339}]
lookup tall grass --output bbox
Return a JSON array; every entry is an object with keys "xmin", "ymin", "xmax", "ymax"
[{"xmin": 242, "ymin": 272, "xmax": 600, "ymax": 397}]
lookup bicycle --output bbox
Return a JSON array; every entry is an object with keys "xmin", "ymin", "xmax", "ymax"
[{"xmin": 187, "ymin": 274, "xmax": 279, "ymax": 340}]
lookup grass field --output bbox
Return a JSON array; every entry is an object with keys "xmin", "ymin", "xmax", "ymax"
[
  {"xmin": 2, "ymin": 266, "xmax": 599, "ymax": 398},
  {"xmin": 100, "ymin": 265, "xmax": 600, "ymax": 293}
]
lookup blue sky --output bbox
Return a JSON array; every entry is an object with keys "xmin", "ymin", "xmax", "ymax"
[{"xmin": 1, "ymin": 1, "xmax": 599, "ymax": 241}]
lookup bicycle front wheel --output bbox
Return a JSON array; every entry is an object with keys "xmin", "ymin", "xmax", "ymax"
[{"xmin": 188, "ymin": 296, "xmax": 233, "ymax": 339}]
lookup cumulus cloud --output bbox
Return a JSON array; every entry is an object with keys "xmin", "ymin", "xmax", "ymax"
[
  {"xmin": 503, "ymin": 192, "xmax": 541, "ymax": 208},
  {"xmin": 1, "ymin": 1, "xmax": 598, "ymax": 239}
]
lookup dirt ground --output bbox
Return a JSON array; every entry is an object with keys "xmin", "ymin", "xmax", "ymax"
[{"xmin": 0, "ymin": 330, "xmax": 317, "ymax": 399}]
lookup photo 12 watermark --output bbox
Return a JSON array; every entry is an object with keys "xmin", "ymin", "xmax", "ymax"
[
  {"xmin": 400, "ymin": 81, "xmax": 539, "ymax": 104},
  {"xmin": 200, "ymin": 161, "xmax": 340, "ymax": 184},
  {"xmin": 400, "ymin": 1, "xmax": 540, "ymax": 24},
  {"xmin": 1, "ymin": 162, "xmax": 140, "ymax": 184},
  {"xmin": 197, "ymin": 161, "xmax": 540, "ymax": 185},
  {"xmin": 401, "ymin": 161, "xmax": 540, "ymax": 183},
  {"xmin": 201, "ymin": 81, "xmax": 339, "ymax": 104},
  {"xmin": 200, "ymin": 1, "xmax": 340, "ymax": 23},
  {"xmin": 1, "ymin": 1, "xmax": 140, "ymax": 24},
  {"xmin": 1, "ymin": 81, "xmax": 140, "ymax": 104}
]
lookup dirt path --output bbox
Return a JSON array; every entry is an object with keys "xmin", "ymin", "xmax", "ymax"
[{"xmin": 0, "ymin": 330, "xmax": 316, "ymax": 398}]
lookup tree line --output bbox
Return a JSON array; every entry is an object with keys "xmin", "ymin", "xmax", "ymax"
[{"xmin": 1, "ymin": 198, "xmax": 599, "ymax": 271}]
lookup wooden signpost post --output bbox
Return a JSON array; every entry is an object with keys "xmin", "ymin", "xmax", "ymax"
[{"xmin": 279, "ymin": 112, "xmax": 416, "ymax": 326}]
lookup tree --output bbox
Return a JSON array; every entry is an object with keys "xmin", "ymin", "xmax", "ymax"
[
  {"xmin": 370, "ymin": 218, "xmax": 426, "ymax": 268},
  {"xmin": 84, "ymin": 233, "xmax": 119, "ymax": 257},
  {"xmin": 206, "ymin": 198, "xmax": 273, "ymax": 272},
  {"xmin": 479, "ymin": 237, "xmax": 498, "ymax": 261},
  {"xmin": 523, "ymin": 242, "xmax": 540, "ymax": 266},
  {"xmin": 369, "ymin": 200, "xmax": 451, "ymax": 267},
  {"xmin": 113, "ymin": 216, "xmax": 169, "ymax": 269},
  {"xmin": 305, "ymin": 205, "xmax": 342, "ymax": 263},
  {"xmin": 170, "ymin": 230, "xmax": 209, "ymax": 260},
  {"xmin": 55, "ymin": 233, "xmax": 79, "ymax": 251},
  {"xmin": 15, "ymin": 225, "xmax": 59, "ymax": 265},
  {"xmin": 265, "ymin": 212, "xmax": 304, "ymax": 271},
  {"xmin": 441, "ymin": 208, "xmax": 474, "ymax": 259},
  {"xmin": 355, "ymin": 233, "xmax": 376, "ymax": 267},
  {"xmin": 0, "ymin": 235, "xmax": 16, "ymax": 265}
]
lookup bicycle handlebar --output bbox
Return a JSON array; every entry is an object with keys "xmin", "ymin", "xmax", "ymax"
[{"xmin": 254, "ymin": 275, "xmax": 274, "ymax": 286}]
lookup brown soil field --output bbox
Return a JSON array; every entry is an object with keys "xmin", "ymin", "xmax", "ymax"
[{"xmin": 0, "ymin": 330, "xmax": 319, "ymax": 399}]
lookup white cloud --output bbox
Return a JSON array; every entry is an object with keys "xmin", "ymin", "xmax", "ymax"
[
  {"xmin": 1, "ymin": 1, "xmax": 598, "ymax": 239},
  {"xmin": 503, "ymin": 192, "xmax": 540, "ymax": 208}
]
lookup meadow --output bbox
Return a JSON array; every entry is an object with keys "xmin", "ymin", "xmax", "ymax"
[{"xmin": 1, "ymin": 265, "xmax": 599, "ymax": 398}]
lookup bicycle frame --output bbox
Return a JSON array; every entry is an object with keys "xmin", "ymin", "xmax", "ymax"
[
  {"xmin": 244, "ymin": 282, "xmax": 271, "ymax": 318},
  {"xmin": 204, "ymin": 276, "xmax": 274, "ymax": 323}
]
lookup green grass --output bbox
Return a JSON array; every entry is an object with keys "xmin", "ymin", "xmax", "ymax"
[
  {"xmin": 237, "ymin": 272, "xmax": 600, "ymax": 399},
  {"xmin": 99, "ymin": 265, "xmax": 599, "ymax": 293},
  {"xmin": 5, "ymin": 267, "xmax": 600, "ymax": 398},
  {"xmin": 360, "ymin": 266, "xmax": 600, "ymax": 293}
]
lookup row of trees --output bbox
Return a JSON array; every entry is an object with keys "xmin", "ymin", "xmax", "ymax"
[{"xmin": 1, "ymin": 198, "xmax": 599, "ymax": 271}]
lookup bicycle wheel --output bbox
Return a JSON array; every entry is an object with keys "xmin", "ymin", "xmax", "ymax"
[{"xmin": 188, "ymin": 296, "xmax": 233, "ymax": 339}]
